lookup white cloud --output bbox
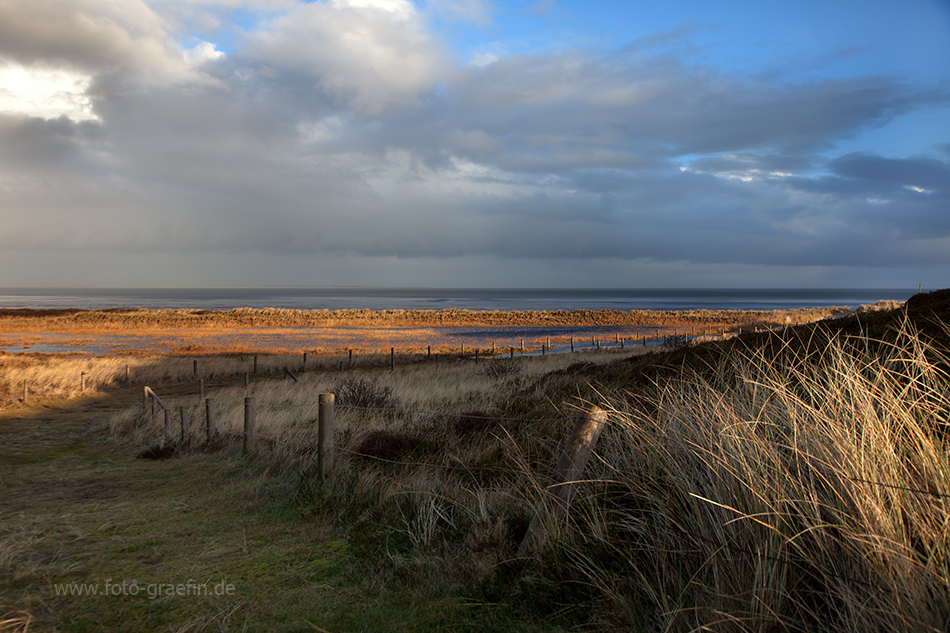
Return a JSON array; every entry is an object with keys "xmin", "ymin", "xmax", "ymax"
[
  {"xmin": 245, "ymin": 0, "xmax": 447, "ymax": 114},
  {"xmin": 0, "ymin": 63, "xmax": 97, "ymax": 121},
  {"xmin": 0, "ymin": 0, "xmax": 188, "ymax": 80},
  {"xmin": 183, "ymin": 41, "xmax": 225, "ymax": 66},
  {"xmin": 332, "ymin": 0, "xmax": 416, "ymax": 18}
]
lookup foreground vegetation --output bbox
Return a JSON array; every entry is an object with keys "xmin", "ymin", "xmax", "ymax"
[{"xmin": 3, "ymin": 293, "xmax": 948, "ymax": 631}]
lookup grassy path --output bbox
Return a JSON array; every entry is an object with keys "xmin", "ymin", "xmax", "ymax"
[{"xmin": 0, "ymin": 392, "xmax": 520, "ymax": 632}]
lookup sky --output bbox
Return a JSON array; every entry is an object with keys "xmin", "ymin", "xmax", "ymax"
[{"xmin": 0, "ymin": 0, "xmax": 948, "ymax": 289}]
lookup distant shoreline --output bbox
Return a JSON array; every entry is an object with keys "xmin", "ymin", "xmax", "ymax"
[
  {"xmin": 0, "ymin": 304, "xmax": 865, "ymax": 330},
  {"xmin": 0, "ymin": 305, "xmax": 900, "ymax": 356},
  {"xmin": 0, "ymin": 287, "xmax": 916, "ymax": 313}
]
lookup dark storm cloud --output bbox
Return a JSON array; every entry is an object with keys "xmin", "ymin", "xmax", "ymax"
[
  {"xmin": 0, "ymin": 0, "xmax": 948, "ymax": 286},
  {"xmin": 829, "ymin": 153, "xmax": 950, "ymax": 193}
]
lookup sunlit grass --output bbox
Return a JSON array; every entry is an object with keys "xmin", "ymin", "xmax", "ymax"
[{"xmin": 561, "ymin": 320, "xmax": 950, "ymax": 631}]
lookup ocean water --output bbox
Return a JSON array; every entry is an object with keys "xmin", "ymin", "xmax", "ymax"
[{"xmin": 0, "ymin": 287, "xmax": 919, "ymax": 312}]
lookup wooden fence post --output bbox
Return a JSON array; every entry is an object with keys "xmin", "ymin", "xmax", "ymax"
[
  {"xmin": 518, "ymin": 406, "xmax": 609, "ymax": 558},
  {"xmin": 244, "ymin": 397, "xmax": 257, "ymax": 453},
  {"xmin": 193, "ymin": 359, "xmax": 198, "ymax": 379},
  {"xmin": 206, "ymin": 398, "xmax": 215, "ymax": 444},
  {"xmin": 570, "ymin": 337, "xmax": 574, "ymax": 352},
  {"xmin": 80, "ymin": 372, "xmax": 86, "ymax": 392},
  {"xmin": 318, "ymin": 393, "xmax": 335, "ymax": 479},
  {"xmin": 22, "ymin": 380, "xmax": 27, "ymax": 403},
  {"xmin": 198, "ymin": 379, "xmax": 205, "ymax": 399},
  {"xmin": 253, "ymin": 355, "xmax": 258, "ymax": 374},
  {"xmin": 125, "ymin": 365, "xmax": 130, "ymax": 384},
  {"xmin": 390, "ymin": 347, "xmax": 395, "ymax": 371},
  {"xmin": 164, "ymin": 408, "xmax": 172, "ymax": 444},
  {"xmin": 244, "ymin": 372, "xmax": 249, "ymax": 390},
  {"xmin": 180, "ymin": 408, "xmax": 189, "ymax": 446}
]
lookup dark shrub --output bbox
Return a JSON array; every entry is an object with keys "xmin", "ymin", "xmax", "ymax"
[
  {"xmin": 481, "ymin": 358, "xmax": 521, "ymax": 380},
  {"xmin": 333, "ymin": 377, "xmax": 397, "ymax": 410},
  {"xmin": 349, "ymin": 430, "xmax": 436, "ymax": 461}
]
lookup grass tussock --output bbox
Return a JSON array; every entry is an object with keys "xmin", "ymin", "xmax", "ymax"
[{"xmin": 563, "ymin": 320, "xmax": 950, "ymax": 631}]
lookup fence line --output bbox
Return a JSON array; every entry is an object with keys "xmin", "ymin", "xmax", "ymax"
[
  {"xmin": 13, "ymin": 326, "xmax": 738, "ymax": 405},
  {"xmin": 144, "ymin": 390, "xmax": 947, "ymax": 505},
  {"xmin": 140, "ymin": 386, "xmax": 942, "ymax": 595}
]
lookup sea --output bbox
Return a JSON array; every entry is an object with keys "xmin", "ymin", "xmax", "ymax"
[{"xmin": 0, "ymin": 287, "xmax": 921, "ymax": 312}]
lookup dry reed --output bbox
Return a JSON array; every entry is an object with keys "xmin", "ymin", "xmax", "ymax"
[{"xmin": 562, "ymin": 320, "xmax": 950, "ymax": 631}]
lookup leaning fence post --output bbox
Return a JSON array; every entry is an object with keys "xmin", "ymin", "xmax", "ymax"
[
  {"xmin": 22, "ymin": 380, "xmax": 28, "ymax": 403},
  {"xmin": 206, "ymin": 398, "xmax": 215, "ymax": 444},
  {"xmin": 244, "ymin": 397, "xmax": 257, "ymax": 453},
  {"xmin": 318, "ymin": 393, "xmax": 335, "ymax": 479},
  {"xmin": 518, "ymin": 406, "xmax": 609, "ymax": 558}
]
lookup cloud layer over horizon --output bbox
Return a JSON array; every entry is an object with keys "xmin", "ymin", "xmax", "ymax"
[{"xmin": 1, "ymin": 0, "xmax": 948, "ymax": 288}]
